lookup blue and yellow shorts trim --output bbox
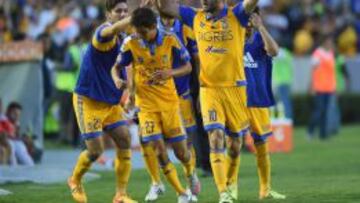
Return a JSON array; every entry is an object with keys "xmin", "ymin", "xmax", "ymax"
[
  {"xmin": 246, "ymin": 107, "xmax": 273, "ymax": 142},
  {"xmin": 73, "ymin": 93, "xmax": 127, "ymax": 140},
  {"xmin": 200, "ymin": 86, "xmax": 249, "ymax": 136},
  {"xmin": 138, "ymin": 107, "xmax": 186, "ymax": 143}
]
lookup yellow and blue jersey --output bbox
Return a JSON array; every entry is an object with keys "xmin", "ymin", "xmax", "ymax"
[
  {"xmin": 75, "ymin": 23, "xmax": 126, "ymax": 105},
  {"xmin": 118, "ymin": 29, "xmax": 191, "ymax": 112},
  {"xmin": 179, "ymin": 4, "xmax": 250, "ymax": 87},
  {"xmin": 244, "ymin": 31, "xmax": 275, "ymax": 107},
  {"xmin": 157, "ymin": 17, "xmax": 197, "ymax": 97}
]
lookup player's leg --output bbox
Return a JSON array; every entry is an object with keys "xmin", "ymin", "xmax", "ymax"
[
  {"xmin": 200, "ymin": 87, "xmax": 230, "ymax": 202},
  {"xmin": 69, "ymin": 137, "xmax": 104, "ymax": 203},
  {"xmin": 104, "ymin": 105, "xmax": 136, "ymax": 203},
  {"xmin": 225, "ymin": 136, "xmax": 242, "ymax": 200},
  {"xmin": 249, "ymin": 108, "xmax": 286, "ymax": 200},
  {"xmin": 154, "ymin": 138, "xmax": 189, "ymax": 200},
  {"xmin": 139, "ymin": 112, "xmax": 188, "ymax": 202},
  {"xmin": 163, "ymin": 107, "xmax": 201, "ymax": 197},
  {"xmin": 223, "ymin": 87, "xmax": 250, "ymax": 201},
  {"xmin": 180, "ymin": 96, "xmax": 198, "ymax": 174},
  {"xmin": 140, "ymin": 141, "xmax": 164, "ymax": 201},
  {"xmin": 69, "ymin": 94, "xmax": 105, "ymax": 203}
]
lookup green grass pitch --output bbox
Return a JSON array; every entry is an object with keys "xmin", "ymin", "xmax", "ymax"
[{"xmin": 1, "ymin": 126, "xmax": 360, "ymax": 203}]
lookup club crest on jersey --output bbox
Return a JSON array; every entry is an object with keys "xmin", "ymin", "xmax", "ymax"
[
  {"xmin": 244, "ymin": 52, "xmax": 258, "ymax": 68},
  {"xmin": 199, "ymin": 21, "xmax": 206, "ymax": 28},
  {"xmin": 162, "ymin": 55, "xmax": 169, "ymax": 63},
  {"xmin": 205, "ymin": 46, "xmax": 227, "ymax": 54},
  {"xmin": 220, "ymin": 19, "xmax": 229, "ymax": 29},
  {"xmin": 137, "ymin": 57, "xmax": 144, "ymax": 64}
]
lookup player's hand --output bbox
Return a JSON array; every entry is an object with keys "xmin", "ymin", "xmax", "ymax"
[
  {"xmin": 151, "ymin": 69, "xmax": 173, "ymax": 82},
  {"xmin": 250, "ymin": 13, "xmax": 264, "ymax": 29},
  {"xmin": 114, "ymin": 78, "xmax": 127, "ymax": 90},
  {"xmin": 140, "ymin": 0, "xmax": 155, "ymax": 7}
]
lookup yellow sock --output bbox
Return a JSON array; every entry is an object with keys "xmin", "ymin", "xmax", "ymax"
[
  {"xmin": 141, "ymin": 144, "xmax": 161, "ymax": 184},
  {"xmin": 162, "ymin": 162, "xmax": 186, "ymax": 195},
  {"xmin": 190, "ymin": 146, "xmax": 197, "ymax": 171},
  {"xmin": 210, "ymin": 152, "xmax": 227, "ymax": 193},
  {"xmin": 114, "ymin": 149, "xmax": 132, "ymax": 195},
  {"xmin": 226, "ymin": 153, "xmax": 240, "ymax": 186},
  {"xmin": 255, "ymin": 142, "xmax": 271, "ymax": 195},
  {"xmin": 72, "ymin": 151, "xmax": 92, "ymax": 184},
  {"xmin": 181, "ymin": 150, "xmax": 195, "ymax": 177}
]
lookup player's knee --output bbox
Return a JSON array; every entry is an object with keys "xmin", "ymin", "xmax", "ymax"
[
  {"xmin": 118, "ymin": 134, "xmax": 131, "ymax": 149},
  {"xmin": 208, "ymin": 129, "xmax": 225, "ymax": 147},
  {"xmin": 254, "ymin": 139, "xmax": 266, "ymax": 146},
  {"xmin": 228, "ymin": 145, "xmax": 241, "ymax": 158},
  {"xmin": 174, "ymin": 147, "xmax": 189, "ymax": 162},
  {"xmin": 87, "ymin": 150, "xmax": 103, "ymax": 162},
  {"xmin": 228, "ymin": 138, "xmax": 242, "ymax": 158}
]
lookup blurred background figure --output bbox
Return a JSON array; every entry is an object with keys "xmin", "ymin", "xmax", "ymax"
[
  {"xmin": 308, "ymin": 34, "xmax": 337, "ymax": 140},
  {"xmin": 273, "ymin": 46, "xmax": 294, "ymax": 119},
  {"xmin": 5, "ymin": 102, "xmax": 35, "ymax": 166},
  {"xmin": 0, "ymin": 98, "xmax": 12, "ymax": 165}
]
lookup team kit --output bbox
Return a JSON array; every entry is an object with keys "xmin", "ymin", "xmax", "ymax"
[{"xmin": 67, "ymin": 0, "xmax": 286, "ymax": 203}]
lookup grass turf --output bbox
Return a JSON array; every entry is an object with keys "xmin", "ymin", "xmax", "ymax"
[{"xmin": 1, "ymin": 125, "xmax": 360, "ymax": 203}]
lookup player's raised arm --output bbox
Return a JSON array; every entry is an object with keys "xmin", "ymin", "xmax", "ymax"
[
  {"xmin": 111, "ymin": 40, "xmax": 134, "ymax": 89},
  {"xmin": 243, "ymin": 0, "xmax": 259, "ymax": 13},
  {"xmin": 156, "ymin": 0, "xmax": 196, "ymax": 28},
  {"xmin": 100, "ymin": 16, "xmax": 131, "ymax": 38},
  {"xmin": 251, "ymin": 13, "xmax": 279, "ymax": 57},
  {"xmin": 156, "ymin": 0, "xmax": 181, "ymax": 18}
]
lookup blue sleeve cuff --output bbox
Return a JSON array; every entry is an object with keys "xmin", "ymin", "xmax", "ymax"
[
  {"xmin": 172, "ymin": 46, "xmax": 190, "ymax": 68},
  {"xmin": 118, "ymin": 51, "xmax": 133, "ymax": 67},
  {"xmin": 179, "ymin": 6, "xmax": 196, "ymax": 28},
  {"xmin": 187, "ymin": 39, "xmax": 198, "ymax": 55},
  {"xmin": 232, "ymin": 3, "xmax": 250, "ymax": 27},
  {"xmin": 95, "ymin": 24, "xmax": 114, "ymax": 43}
]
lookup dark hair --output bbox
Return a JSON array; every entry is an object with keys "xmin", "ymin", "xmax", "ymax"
[
  {"xmin": 253, "ymin": 6, "xmax": 260, "ymax": 14},
  {"xmin": 131, "ymin": 7, "xmax": 157, "ymax": 28},
  {"xmin": 319, "ymin": 33, "xmax": 334, "ymax": 45},
  {"xmin": 105, "ymin": 0, "xmax": 127, "ymax": 12},
  {"xmin": 7, "ymin": 102, "xmax": 22, "ymax": 112}
]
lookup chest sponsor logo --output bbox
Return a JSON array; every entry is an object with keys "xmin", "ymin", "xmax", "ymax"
[{"xmin": 205, "ymin": 46, "xmax": 228, "ymax": 54}]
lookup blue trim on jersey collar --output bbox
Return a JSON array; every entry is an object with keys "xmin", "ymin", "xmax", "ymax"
[
  {"xmin": 141, "ymin": 29, "xmax": 165, "ymax": 55},
  {"xmin": 206, "ymin": 5, "xmax": 228, "ymax": 21},
  {"xmin": 157, "ymin": 17, "xmax": 181, "ymax": 33}
]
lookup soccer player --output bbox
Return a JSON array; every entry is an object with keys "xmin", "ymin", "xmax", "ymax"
[
  {"xmin": 112, "ymin": 7, "xmax": 198, "ymax": 203},
  {"xmin": 67, "ymin": 1, "xmax": 137, "ymax": 203},
  {"xmin": 239, "ymin": 8, "xmax": 286, "ymax": 200},
  {"xmin": 155, "ymin": 0, "xmax": 258, "ymax": 202},
  {"xmin": 140, "ymin": 12, "xmax": 201, "ymax": 202}
]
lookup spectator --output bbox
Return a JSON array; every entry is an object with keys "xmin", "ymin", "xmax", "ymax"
[
  {"xmin": 273, "ymin": 47, "xmax": 294, "ymax": 119},
  {"xmin": 0, "ymin": 98, "xmax": 12, "ymax": 165},
  {"xmin": 6, "ymin": 102, "xmax": 35, "ymax": 166},
  {"xmin": 308, "ymin": 34, "xmax": 337, "ymax": 140}
]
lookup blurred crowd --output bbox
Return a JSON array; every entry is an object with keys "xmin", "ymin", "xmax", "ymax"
[{"xmin": 1, "ymin": 0, "xmax": 360, "ymax": 56}]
